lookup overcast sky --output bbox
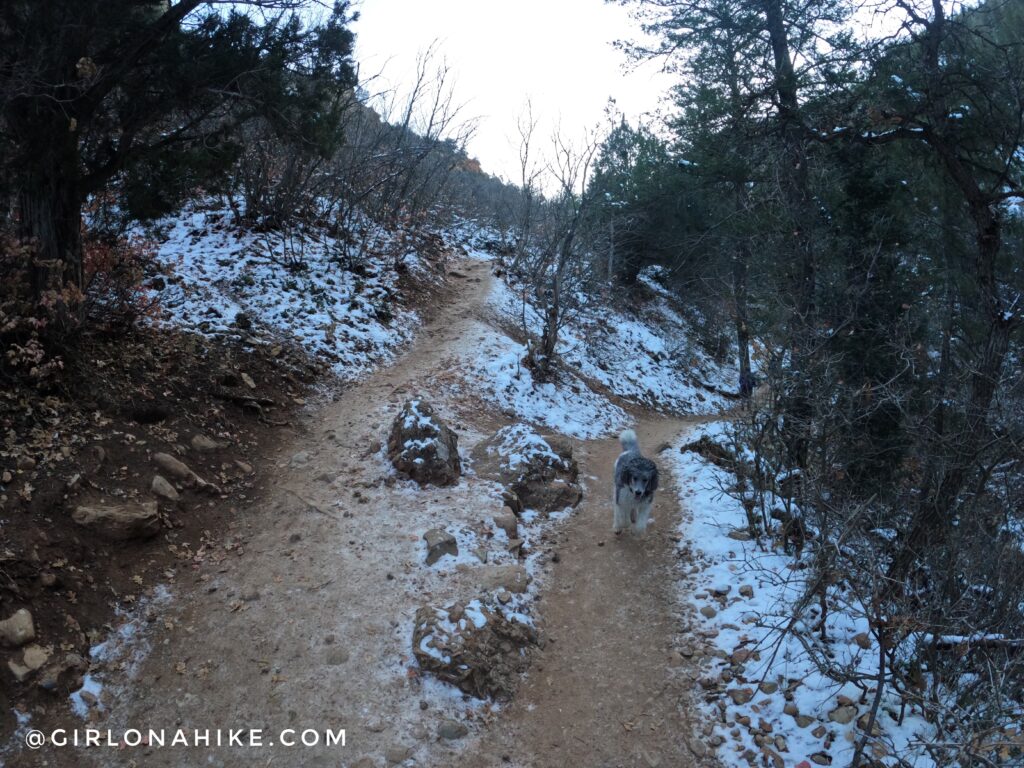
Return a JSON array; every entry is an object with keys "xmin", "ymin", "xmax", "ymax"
[{"xmin": 351, "ymin": 0, "xmax": 672, "ymax": 184}]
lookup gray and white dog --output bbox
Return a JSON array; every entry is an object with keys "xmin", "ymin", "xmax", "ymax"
[{"xmin": 613, "ymin": 429, "xmax": 659, "ymax": 535}]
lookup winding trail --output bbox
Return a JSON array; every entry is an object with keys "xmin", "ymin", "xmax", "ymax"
[{"xmin": 20, "ymin": 260, "xmax": 718, "ymax": 768}]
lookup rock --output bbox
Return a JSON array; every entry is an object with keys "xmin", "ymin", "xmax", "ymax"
[
  {"xmin": 39, "ymin": 572, "xmax": 57, "ymax": 588},
  {"xmin": 475, "ymin": 564, "xmax": 531, "ymax": 594},
  {"xmin": 22, "ymin": 644, "xmax": 49, "ymax": 669},
  {"xmin": 784, "ymin": 702, "xmax": 799, "ymax": 717},
  {"xmin": 852, "ymin": 632, "xmax": 872, "ymax": 650},
  {"xmin": 812, "ymin": 725, "xmax": 827, "ymax": 738},
  {"xmin": 700, "ymin": 605, "xmax": 717, "ymax": 619},
  {"xmin": 501, "ymin": 490, "xmax": 522, "ymax": 515},
  {"xmin": 384, "ymin": 744, "xmax": 411, "ymax": 765},
  {"xmin": 413, "ymin": 601, "xmax": 537, "ymax": 701},
  {"xmin": 388, "ymin": 399, "xmax": 461, "ymax": 487},
  {"xmin": 728, "ymin": 687, "xmax": 755, "ymax": 705},
  {"xmin": 290, "ymin": 451, "xmax": 310, "ymax": 468},
  {"xmin": 437, "ymin": 720, "xmax": 469, "ymax": 740},
  {"xmin": 810, "ymin": 752, "xmax": 832, "ymax": 765},
  {"xmin": 72, "ymin": 501, "xmax": 161, "ymax": 540},
  {"xmin": 497, "ymin": 590, "xmax": 512, "ymax": 605},
  {"xmin": 423, "ymin": 528, "xmax": 458, "ymax": 566},
  {"xmin": 241, "ymin": 372, "xmax": 256, "ymax": 389},
  {"xmin": 471, "ymin": 425, "xmax": 582, "ymax": 514},
  {"xmin": 153, "ymin": 452, "xmax": 194, "ymax": 481},
  {"xmin": 828, "ymin": 704, "xmax": 858, "ymax": 724},
  {"xmin": 0, "ymin": 609, "xmax": 35, "ymax": 647},
  {"xmin": 857, "ymin": 713, "xmax": 882, "ymax": 736},
  {"xmin": 687, "ymin": 738, "xmax": 708, "ymax": 757},
  {"xmin": 759, "ymin": 681, "xmax": 778, "ymax": 694},
  {"xmin": 235, "ymin": 460, "xmax": 254, "ymax": 475},
  {"xmin": 739, "ymin": 585, "xmax": 754, "ymax": 598},
  {"xmin": 796, "ymin": 715, "xmax": 816, "ymax": 728},
  {"xmin": 8, "ymin": 644, "xmax": 50, "ymax": 682},
  {"xmin": 492, "ymin": 510, "xmax": 518, "ymax": 538},
  {"xmin": 151, "ymin": 475, "xmax": 179, "ymax": 501},
  {"xmin": 191, "ymin": 434, "xmax": 221, "ymax": 452},
  {"xmin": 727, "ymin": 529, "xmax": 752, "ymax": 541},
  {"xmin": 36, "ymin": 652, "xmax": 87, "ymax": 693},
  {"xmin": 731, "ymin": 648, "xmax": 753, "ymax": 664},
  {"xmin": 326, "ymin": 648, "xmax": 350, "ymax": 666}
]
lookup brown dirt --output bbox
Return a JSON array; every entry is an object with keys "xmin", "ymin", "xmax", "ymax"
[
  {"xmin": 462, "ymin": 416, "xmax": 715, "ymax": 768},
  {"xmin": 0, "ymin": 323, "xmax": 316, "ymax": 740}
]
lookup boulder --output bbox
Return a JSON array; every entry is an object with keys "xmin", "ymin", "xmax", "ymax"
[
  {"xmin": 728, "ymin": 687, "xmax": 754, "ymax": 705},
  {"xmin": 492, "ymin": 510, "xmax": 518, "ymax": 538},
  {"xmin": 413, "ymin": 600, "xmax": 537, "ymax": 701},
  {"xmin": 72, "ymin": 501, "xmax": 161, "ymax": 540},
  {"xmin": 472, "ymin": 424, "xmax": 582, "ymax": 514},
  {"xmin": 423, "ymin": 528, "xmax": 458, "ymax": 566},
  {"xmin": 0, "ymin": 609, "xmax": 35, "ymax": 647},
  {"xmin": 475, "ymin": 564, "xmax": 532, "ymax": 594},
  {"xmin": 387, "ymin": 399, "xmax": 461, "ymax": 487},
  {"xmin": 190, "ymin": 434, "xmax": 221, "ymax": 452},
  {"xmin": 36, "ymin": 652, "xmax": 88, "ymax": 693},
  {"xmin": 151, "ymin": 475, "xmax": 179, "ymax": 501},
  {"xmin": 828, "ymin": 704, "xmax": 858, "ymax": 724},
  {"xmin": 153, "ymin": 452, "xmax": 194, "ymax": 481},
  {"xmin": 8, "ymin": 644, "xmax": 50, "ymax": 682},
  {"xmin": 438, "ymin": 720, "xmax": 469, "ymax": 740}
]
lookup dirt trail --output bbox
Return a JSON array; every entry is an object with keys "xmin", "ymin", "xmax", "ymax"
[
  {"xmin": 18, "ymin": 260, "xmax": 715, "ymax": 768},
  {"xmin": 464, "ymin": 416, "xmax": 711, "ymax": 768}
]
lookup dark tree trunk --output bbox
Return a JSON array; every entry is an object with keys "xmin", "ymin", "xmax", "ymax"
[
  {"xmin": 888, "ymin": 205, "xmax": 1012, "ymax": 584},
  {"xmin": 8, "ymin": 102, "xmax": 84, "ymax": 304},
  {"xmin": 762, "ymin": 0, "xmax": 816, "ymax": 466},
  {"xmin": 734, "ymin": 245, "xmax": 753, "ymax": 398}
]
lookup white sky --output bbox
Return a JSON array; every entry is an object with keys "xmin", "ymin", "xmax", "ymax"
[{"xmin": 351, "ymin": 0, "xmax": 673, "ymax": 184}]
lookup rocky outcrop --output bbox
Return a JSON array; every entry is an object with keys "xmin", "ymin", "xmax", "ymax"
[
  {"xmin": 387, "ymin": 399, "xmax": 461, "ymax": 487},
  {"xmin": 472, "ymin": 424, "xmax": 582, "ymax": 514},
  {"xmin": 413, "ymin": 599, "xmax": 537, "ymax": 701}
]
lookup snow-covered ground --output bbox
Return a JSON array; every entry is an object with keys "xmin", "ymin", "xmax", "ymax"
[
  {"xmin": 669, "ymin": 422, "xmax": 940, "ymax": 768},
  {"xmin": 145, "ymin": 203, "xmax": 435, "ymax": 380},
  {"xmin": 487, "ymin": 267, "xmax": 736, "ymax": 416},
  {"xmin": 456, "ymin": 323, "xmax": 627, "ymax": 439}
]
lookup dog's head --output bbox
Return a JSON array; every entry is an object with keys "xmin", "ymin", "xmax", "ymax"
[{"xmin": 625, "ymin": 459, "xmax": 658, "ymax": 500}]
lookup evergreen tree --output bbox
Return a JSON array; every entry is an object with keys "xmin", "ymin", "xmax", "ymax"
[{"xmin": 0, "ymin": 1, "xmax": 356, "ymax": 314}]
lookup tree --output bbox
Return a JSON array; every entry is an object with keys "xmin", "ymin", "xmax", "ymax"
[{"xmin": 0, "ymin": 0, "xmax": 356, "ymax": 319}]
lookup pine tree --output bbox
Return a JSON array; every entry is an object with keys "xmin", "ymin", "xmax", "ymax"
[{"xmin": 0, "ymin": 1, "xmax": 356, "ymax": 315}]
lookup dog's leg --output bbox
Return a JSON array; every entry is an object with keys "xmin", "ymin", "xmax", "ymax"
[
  {"xmin": 632, "ymin": 498, "xmax": 653, "ymax": 535},
  {"xmin": 612, "ymin": 497, "xmax": 628, "ymax": 533}
]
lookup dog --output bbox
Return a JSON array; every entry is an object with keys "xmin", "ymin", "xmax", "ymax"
[{"xmin": 613, "ymin": 429, "xmax": 659, "ymax": 535}]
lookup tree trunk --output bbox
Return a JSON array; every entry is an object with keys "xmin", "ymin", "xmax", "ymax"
[
  {"xmin": 734, "ymin": 241, "xmax": 753, "ymax": 398},
  {"xmin": 762, "ymin": 0, "xmax": 816, "ymax": 466},
  {"xmin": 9, "ymin": 106, "xmax": 84, "ymax": 305},
  {"xmin": 888, "ymin": 206, "xmax": 1012, "ymax": 585}
]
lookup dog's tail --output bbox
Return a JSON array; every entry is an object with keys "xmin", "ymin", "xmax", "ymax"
[{"xmin": 619, "ymin": 429, "xmax": 639, "ymax": 453}]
